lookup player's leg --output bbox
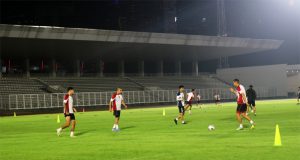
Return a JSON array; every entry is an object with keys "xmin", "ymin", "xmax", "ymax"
[
  {"xmin": 241, "ymin": 112, "xmax": 255, "ymax": 128},
  {"xmin": 236, "ymin": 112, "xmax": 243, "ymax": 130},
  {"xmin": 189, "ymin": 105, "xmax": 192, "ymax": 115},
  {"xmin": 57, "ymin": 116, "xmax": 71, "ymax": 136},
  {"xmin": 70, "ymin": 120, "xmax": 76, "ymax": 137}
]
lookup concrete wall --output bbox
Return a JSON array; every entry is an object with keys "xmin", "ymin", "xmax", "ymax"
[
  {"xmin": 216, "ymin": 64, "xmax": 288, "ymax": 97},
  {"xmin": 287, "ymin": 74, "xmax": 300, "ymax": 94}
]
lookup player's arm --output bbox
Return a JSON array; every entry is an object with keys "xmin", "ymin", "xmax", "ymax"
[
  {"xmin": 73, "ymin": 107, "xmax": 77, "ymax": 113},
  {"xmin": 241, "ymin": 92, "xmax": 249, "ymax": 105},
  {"xmin": 121, "ymin": 100, "xmax": 128, "ymax": 109},
  {"xmin": 64, "ymin": 103, "xmax": 69, "ymax": 115},
  {"xmin": 108, "ymin": 101, "xmax": 112, "ymax": 112},
  {"xmin": 230, "ymin": 88, "xmax": 236, "ymax": 94}
]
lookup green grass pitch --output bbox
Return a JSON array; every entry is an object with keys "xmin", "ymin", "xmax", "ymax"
[{"xmin": 1, "ymin": 99, "xmax": 300, "ymax": 160}]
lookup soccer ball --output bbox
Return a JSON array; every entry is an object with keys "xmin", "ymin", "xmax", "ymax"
[{"xmin": 208, "ymin": 125, "xmax": 215, "ymax": 131}]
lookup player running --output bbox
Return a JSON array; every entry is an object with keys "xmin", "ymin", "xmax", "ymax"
[
  {"xmin": 57, "ymin": 87, "xmax": 77, "ymax": 137},
  {"xmin": 109, "ymin": 88, "xmax": 128, "ymax": 132},
  {"xmin": 196, "ymin": 93, "xmax": 202, "ymax": 108},
  {"xmin": 184, "ymin": 89, "xmax": 196, "ymax": 115},
  {"xmin": 174, "ymin": 85, "xmax": 186, "ymax": 125},
  {"xmin": 214, "ymin": 93, "xmax": 221, "ymax": 106},
  {"xmin": 230, "ymin": 79, "xmax": 255, "ymax": 130},
  {"xmin": 246, "ymin": 85, "xmax": 257, "ymax": 116},
  {"xmin": 297, "ymin": 87, "xmax": 300, "ymax": 104}
]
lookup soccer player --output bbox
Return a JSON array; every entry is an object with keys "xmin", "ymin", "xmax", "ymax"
[
  {"xmin": 196, "ymin": 93, "xmax": 202, "ymax": 108},
  {"xmin": 297, "ymin": 87, "xmax": 300, "ymax": 104},
  {"xmin": 214, "ymin": 93, "xmax": 221, "ymax": 106},
  {"xmin": 57, "ymin": 87, "xmax": 77, "ymax": 137},
  {"xmin": 230, "ymin": 79, "xmax": 255, "ymax": 130},
  {"xmin": 184, "ymin": 89, "xmax": 195, "ymax": 115},
  {"xmin": 246, "ymin": 85, "xmax": 257, "ymax": 116},
  {"xmin": 174, "ymin": 85, "xmax": 186, "ymax": 125},
  {"xmin": 109, "ymin": 88, "xmax": 128, "ymax": 132}
]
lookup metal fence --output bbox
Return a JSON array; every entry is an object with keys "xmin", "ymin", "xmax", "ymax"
[{"xmin": 2, "ymin": 87, "xmax": 280, "ymax": 110}]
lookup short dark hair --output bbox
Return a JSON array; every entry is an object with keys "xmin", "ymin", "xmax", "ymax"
[
  {"xmin": 233, "ymin": 79, "xmax": 239, "ymax": 83},
  {"xmin": 179, "ymin": 85, "xmax": 184, "ymax": 89},
  {"xmin": 191, "ymin": 89, "xmax": 195, "ymax": 92},
  {"xmin": 249, "ymin": 85, "xmax": 253, "ymax": 88},
  {"xmin": 67, "ymin": 87, "xmax": 74, "ymax": 92}
]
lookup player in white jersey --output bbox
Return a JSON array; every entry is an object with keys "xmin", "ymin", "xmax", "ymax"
[
  {"xmin": 214, "ymin": 93, "xmax": 221, "ymax": 106},
  {"xmin": 196, "ymin": 93, "xmax": 202, "ymax": 108},
  {"xmin": 297, "ymin": 87, "xmax": 300, "ymax": 104},
  {"xmin": 174, "ymin": 85, "xmax": 186, "ymax": 125},
  {"xmin": 109, "ymin": 88, "xmax": 128, "ymax": 132},
  {"xmin": 184, "ymin": 89, "xmax": 195, "ymax": 115},
  {"xmin": 57, "ymin": 87, "xmax": 77, "ymax": 137}
]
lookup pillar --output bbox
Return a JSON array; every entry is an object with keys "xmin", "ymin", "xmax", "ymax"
[
  {"xmin": 192, "ymin": 60, "xmax": 199, "ymax": 76},
  {"xmin": 0, "ymin": 56, "xmax": 2, "ymax": 78},
  {"xmin": 97, "ymin": 59, "xmax": 104, "ymax": 77},
  {"xmin": 157, "ymin": 60, "xmax": 164, "ymax": 76},
  {"xmin": 119, "ymin": 60, "xmax": 125, "ymax": 77},
  {"xmin": 175, "ymin": 60, "xmax": 182, "ymax": 76},
  {"xmin": 74, "ymin": 59, "xmax": 80, "ymax": 77},
  {"xmin": 138, "ymin": 60, "xmax": 145, "ymax": 77},
  {"xmin": 25, "ymin": 58, "xmax": 30, "ymax": 78},
  {"xmin": 51, "ymin": 59, "xmax": 56, "ymax": 77}
]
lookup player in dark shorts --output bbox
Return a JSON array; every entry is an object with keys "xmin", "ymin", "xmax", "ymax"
[
  {"xmin": 246, "ymin": 85, "xmax": 257, "ymax": 116},
  {"xmin": 230, "ymin": 79, "xmax": 255, "ymax": 130},
  {"xmin": 297, "ymin": 87, "xmax": 300, "ymax": 104},
  {"xmin": 174, "ymin": 85, "xmax": 186, "ymax": 125}
]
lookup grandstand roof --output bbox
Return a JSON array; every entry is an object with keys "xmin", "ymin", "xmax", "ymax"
[{"xmin": 0, "ymin": 24, "xmax": 283, "ymax": 61}]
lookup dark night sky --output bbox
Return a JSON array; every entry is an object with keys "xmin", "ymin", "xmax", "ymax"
[{"xmin": 1, "ymin": 0, "xmax": 300, "ymax": 72}]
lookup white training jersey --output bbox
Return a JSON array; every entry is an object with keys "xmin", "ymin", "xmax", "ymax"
[
  {"xmin": 63, "ymin": 94, "xmax": 74, "ymax": 114},
  {"xmin": 197, "ymin": 95, "xmax": 201, "ymax": 100},
  {"xmin": 187, "ymin": 92, "xmax": 195, "ymax": 101},
  {"xmin": 214, "ymin": 94, "xmax": 221, "ymax": 100},
  {"xmin": 176, "ymin": 92, "xmax": 185, "ymax": 106},
  {"xmin": 111, "ymin": 93, "xmax": 124, "ymax": 111}
]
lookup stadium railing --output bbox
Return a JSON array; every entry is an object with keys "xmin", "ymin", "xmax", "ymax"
[{"xmin": 6, "ymin": 87, "xmax": 279, "ymax": 110}]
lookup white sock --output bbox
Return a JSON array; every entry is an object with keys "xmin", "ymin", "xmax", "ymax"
[
  {"xmin": 239, "ymin": 124, "xmax": 243, "ymax": 128},
  {"xmin": 250, "ymin": 120, "xmax": 254, "ymax": 124},
  {"xmin": 58, "ymin": 128, "xmax": 62, "ymax": 131},
  {"xmin": 113, "ymin": 124, "xmax": 116, "ymax": 129},
  {"xmin": 182, "ymin": 121, "xmax": 185, "ymax": 124},
  {"xmin": 116, "ymin": 125, "xmax": 119, "ymax": 129},
  {"xmin": 189, "ymin": 110, "xmax": 191, "ymax": 114},
  {"xmin": 175, "ymin": 118, "xmax": 178, "ymax": 121},
  {"xmin": 70, "ymin": 131, "xmax": 74, "ymax": 136}
]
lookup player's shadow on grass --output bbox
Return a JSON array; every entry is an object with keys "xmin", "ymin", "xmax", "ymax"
[
  {"xmin": 121, "ymin": 126, "xmax": 135, "ymax": 130},
  {"xmin": 76, "ymin": 130, "xmax": 94, "ymax": 136}
]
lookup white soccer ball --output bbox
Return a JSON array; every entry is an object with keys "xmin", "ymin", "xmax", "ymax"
[{"xmin": 208, "ymin": 125, "xmax": 215, "ymax": 131}]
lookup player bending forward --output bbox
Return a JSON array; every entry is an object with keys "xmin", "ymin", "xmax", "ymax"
[
  {"xmin": 109, "ymin": 88, "xmax": 128, "ymax": 132},
  {"xmin": 230, "ymin": 79, "xmax": 255, "ymax": 130},
  {"xmin": 57, "ymin": 87, "xmax": 77, "ymax": 137},
  {"xmin": 184, "ymin": 89, "xmax": 195, "ymax": 115},
  {"xmin": 174, "ymin": 85, "xmax": 186, "ymax": 125}
]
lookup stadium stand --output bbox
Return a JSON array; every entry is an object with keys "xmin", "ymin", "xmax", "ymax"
[
  {"xmin": 130, "ymin": 75, "xmax": 229, "ymax": 90},
  {"xmin": 0, "ymin": 75, "xmax": 228, "ymax": 95},
  {"xmin": 0, "ymin": 78, "xmax": 46, "ymax": 95}
]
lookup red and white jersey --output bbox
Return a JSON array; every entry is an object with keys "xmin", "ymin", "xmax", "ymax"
[
  {"xmin": 63, "ymin": 94, "xmax": 74, "ymax": 114},
  {"xmin": 111, "ymin": 93, "xmax": 124, "ymax": 111},
  {"xmin": 187, "ymin": 92, "xmax": 195, "ymax": 102},
  {"xmin": 236, "ymin": 84, "xmax": 247, "ymax": 104}
]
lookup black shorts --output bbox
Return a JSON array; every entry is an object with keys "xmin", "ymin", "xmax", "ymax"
[
  {"xmin": 248, "ymin": 100, "xmax": 256, "ymax": 106},
  {"xmin": 113, "ymin": 110, "xmax": 121, "ymax": 118},
  {"xmin": 178, "ymin": 102, "xmax": 185, "ymax": 114},
  {"xmin": 64, "ymin": 113, "xmax": 75, "ymax": 120},
  {"xmin": 185, "ymin": 101, "xmax": 192, "ymax": 106},
  {"xmin": 236, "ymin": 104, "xmax": 247, "ymax": 113},
  {"xmin": 215, "ymin": 100, "xmax": 220, "ymax": 103}
]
